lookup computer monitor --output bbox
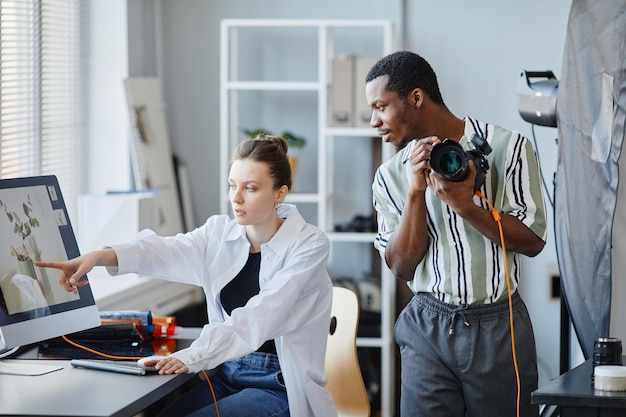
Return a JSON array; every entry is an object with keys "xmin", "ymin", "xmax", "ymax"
[{"xmin": 0, "ymin": 175, "xmax": 100, "ymax": 353}]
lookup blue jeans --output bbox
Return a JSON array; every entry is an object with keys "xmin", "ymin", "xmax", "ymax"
[
  {"xmin": 395, "ymin": 292, "xmax": 539, "ymax": 417},
  {"xmin": 159, "ymin": 352, "xmax": 289, "ymax": 417}
]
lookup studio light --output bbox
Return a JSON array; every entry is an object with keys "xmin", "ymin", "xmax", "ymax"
[{"xmin": 517, "ymin": 70, "xmax": 558, "ymax": 128}]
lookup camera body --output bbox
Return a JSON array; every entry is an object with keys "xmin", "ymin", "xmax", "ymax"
[{"xmin": 429, "ymin": 134, "xmax": 492, "ymax": 191}]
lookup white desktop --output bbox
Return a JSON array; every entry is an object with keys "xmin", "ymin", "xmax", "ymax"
[{"xmin": 0, "ymin": 175, "xmax": 101, "ymax": 356}]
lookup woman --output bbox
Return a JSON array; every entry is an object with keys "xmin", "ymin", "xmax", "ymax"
[{"xmin": 37, "ymin": 135, "xmax": 338, "ymax": 417}]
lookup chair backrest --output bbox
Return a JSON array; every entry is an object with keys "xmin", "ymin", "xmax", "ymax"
[{"xmin": 325, "ymin": 286, "xmax": 371, "ymax": 417}]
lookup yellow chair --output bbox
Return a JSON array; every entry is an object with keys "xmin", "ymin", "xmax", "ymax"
[{"xmin": 325, "ymin": 286, "xmax": 371, "ymax": 417}]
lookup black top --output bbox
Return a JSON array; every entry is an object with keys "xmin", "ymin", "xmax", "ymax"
[{"xmin": 220, "ymin": 252, "xmax": 276, "ymax": 354}]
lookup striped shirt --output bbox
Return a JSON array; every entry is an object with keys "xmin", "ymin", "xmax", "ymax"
[{"xmin": 373, "ymin": 117, "xmax": 547, "ymax": 305}]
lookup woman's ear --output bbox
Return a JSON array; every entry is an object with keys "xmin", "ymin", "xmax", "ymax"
[{"xmin": 276, "ymin": 184, "xmax": 289, "ymax": 204}]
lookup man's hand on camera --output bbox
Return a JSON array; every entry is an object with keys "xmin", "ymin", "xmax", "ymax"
[
  {"xmin": 427, "ymin": 160, "xmax": 477, "ymax": 214},
  {"xmin": 408, "ymin": 136, "xmax": 441, "ymax": 192}
]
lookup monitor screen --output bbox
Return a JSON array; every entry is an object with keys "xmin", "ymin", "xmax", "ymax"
[{"xmin": 0, "ymin": 175, "xmax": 100, "ymax": 352}]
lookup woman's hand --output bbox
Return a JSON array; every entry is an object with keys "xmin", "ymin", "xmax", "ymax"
[
  {"xmin": 35, "ymin": 249, "xmax": 117, "ymax": 293},
  {"xmin": 142, "ymin": 356, "xmax": 190, "ymax": 375}
]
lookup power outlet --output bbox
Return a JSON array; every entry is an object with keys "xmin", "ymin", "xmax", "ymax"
[{"xmin": 550, "ymin": 273, "xmax": 561, "ymax": 300}]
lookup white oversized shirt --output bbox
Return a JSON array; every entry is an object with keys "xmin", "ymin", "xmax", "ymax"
[{"xmin": 105, "ymin": 204, "xmax": 338, "ymax": 417}]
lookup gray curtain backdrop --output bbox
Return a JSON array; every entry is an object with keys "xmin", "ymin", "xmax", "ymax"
[{"xmin": 555, "ymin": 0, "xmax": 626, "ymax": 359}]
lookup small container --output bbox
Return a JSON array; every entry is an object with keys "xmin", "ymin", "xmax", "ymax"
[
  {"xmin": 152, "ymin": 316, "xmax": 177, "ymax": 337},
  {"xmin": 592, "ymin": 337, "xmax": 623, "ymax": 381},
  {"xmin": 99, "ymin": 310, "xmax": 154, "ymax": 337},
  {"xmin": 594, "ymin": 365, "xmax": 626, "ymax": 391}
]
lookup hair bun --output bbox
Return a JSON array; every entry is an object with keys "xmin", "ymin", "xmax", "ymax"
[{"xmin": 257, "ymin": 134, "xmax": 289, "ymax": 155}]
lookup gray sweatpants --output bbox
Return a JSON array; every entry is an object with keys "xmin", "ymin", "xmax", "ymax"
[{"xmin": 394, "ymin": 291, "xmax": 539, "ymax": 417}]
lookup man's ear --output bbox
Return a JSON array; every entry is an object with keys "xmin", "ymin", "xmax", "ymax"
[{"xmin": 412, "ymin": 88, "xmax": 423, "ymax": 107}]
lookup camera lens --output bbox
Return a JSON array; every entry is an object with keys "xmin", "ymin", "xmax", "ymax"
[
  {"xmin": 430, "ymin": 140, "xmax": 468, "ymax": 182},
  {"xmin": 440, "ymin": 151, "xmax": 464, "ymax": 175}
]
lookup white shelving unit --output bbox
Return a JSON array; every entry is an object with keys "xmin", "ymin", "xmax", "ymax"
[{"xmin": 219, "ymin": 19, "xmax": 396, "ymax": 416}]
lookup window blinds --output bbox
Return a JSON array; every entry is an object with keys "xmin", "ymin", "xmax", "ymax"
[{"xmin": 0, "ymin": 0, "xmax": 82, "ymax": 218}]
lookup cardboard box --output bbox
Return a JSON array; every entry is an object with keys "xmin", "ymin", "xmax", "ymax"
[
  {"xmin": 354, "ymin": 57, "xmax": 378, "ymax": 128},
  {"xmin": 329, "ymin": 56, "xmax": 354, "ymax": 127}
]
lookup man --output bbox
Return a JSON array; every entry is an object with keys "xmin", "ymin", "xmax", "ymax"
[{"xmin": 366, "ymin": 51, "xmax": 546, "ymax": 417}]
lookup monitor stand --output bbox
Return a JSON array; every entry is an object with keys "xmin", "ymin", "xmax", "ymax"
[
  {"xmin": 0, "ymin": 346, "xmax": 19, "ymax": 359},
  {"xmin": 0, "ymin": 345, "xmax": 62, "ymax": 376},
  {"xmin": 0, "ymin": 359, "xmax": 63, "ymax": 376}
]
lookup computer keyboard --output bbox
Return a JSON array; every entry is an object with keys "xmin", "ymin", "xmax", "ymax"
[{"xmin": 70, "ymin": 359, "xmax": 158, "ymax": 375}]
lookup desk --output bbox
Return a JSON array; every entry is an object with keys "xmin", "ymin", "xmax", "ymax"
[
  {"xmin": 0, "ymin": 359, "xmax": 201, "ymax": 417},
  {"xmin": 532, "ymin": 358, "xmax": 626, "ymax": 416},
  {"xmin": 0, "ymin": 328, "xmax": 203, "ymax": 417}
]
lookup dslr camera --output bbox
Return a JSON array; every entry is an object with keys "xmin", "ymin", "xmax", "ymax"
[{"xmin": 429, "ymin": 134, "xmax": 492, "ymax": 191}]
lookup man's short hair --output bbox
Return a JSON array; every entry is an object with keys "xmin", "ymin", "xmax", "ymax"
[{"xmin": 366, "ymin": 51, "xmax": 444, "ymax": 106}]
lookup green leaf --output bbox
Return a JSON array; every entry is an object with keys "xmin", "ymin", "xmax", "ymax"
[
  {"xmin": 243, "ymin": 128, "xmax": 306, "ymax": 148},
  {"xmin": 281, "ymin": 131, "xmax": 306, "ymax": 148},
  {"xmin": 243, "ymin": 128, "xmax": 272, "ymax": 138}
]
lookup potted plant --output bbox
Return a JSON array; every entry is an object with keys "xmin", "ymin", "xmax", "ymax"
[{"xmin": 243, "ymin": 128, "xmax": 306, "ymax": 149}]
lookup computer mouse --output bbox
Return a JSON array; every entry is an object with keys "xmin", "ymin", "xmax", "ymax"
[{"xmin": 137, "ymin": 355, "xmax": 167, "ymax": 366}]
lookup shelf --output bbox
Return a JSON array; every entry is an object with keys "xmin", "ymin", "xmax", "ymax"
[
  {"xmin": 356, "ymin": 337, "xmax": 386, "ymax": 348},
  {"xmin": 221, "ymin": 18, "xmax": 395, "ymax": 28},
  {"xmin": 325, "ymin": 127, "xmax": 379, "ymax": 137},
  {"xmin": 284, "ymin": 193, "xmax": 324, "ymax": 204},
  {"xmin": 221, "ymin": 192, "xmax": 322, "ymax": 207},
  {"xmin": 225, "ymin": 81, "xmax": 321, "ymax": 91},
  {"xmin": 220, "ymin": 19, "xmax": 397, "ymax": 417},
  {"xmin": 327, "ymin": 232, "xmax": 377, "ymax": 242}
]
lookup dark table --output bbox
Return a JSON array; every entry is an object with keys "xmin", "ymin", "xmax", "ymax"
[{"xmin": 532, "ymin": 357, "xmax": 626, "ymax": 417}]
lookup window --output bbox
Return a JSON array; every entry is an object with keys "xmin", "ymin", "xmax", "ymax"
[{"xmin": 0, "ymin": 0, "xmax": 83, "ymax": 219}]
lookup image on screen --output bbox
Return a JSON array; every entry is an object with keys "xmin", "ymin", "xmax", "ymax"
[{"xmin": 0, "ymin": 176, "xmax": 100, "ymax": 351}]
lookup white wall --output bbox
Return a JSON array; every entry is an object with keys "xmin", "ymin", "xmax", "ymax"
[
  {"xmin": 85, "ymin": 0, "xmax": 132, "ymax": 195},
  {"xmin": 102, "ymin": 0, "xmax": 573, "ymax": 387}
]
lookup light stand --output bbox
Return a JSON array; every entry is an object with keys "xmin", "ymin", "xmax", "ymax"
[{"xmin": 517, "ymin": 70, "xmax": 564, "ymax": 417}]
